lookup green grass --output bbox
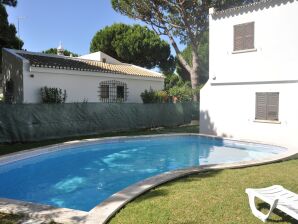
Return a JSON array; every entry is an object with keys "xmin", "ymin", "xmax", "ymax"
[
  {"xmin": 109, "ymin": 159, "xmax": 298, "ymax": 224},
  {"xmin": 0, "ymin": 212, "xmax": 58, "ymax": 224},
  {"xmin": 0, "ymin": 213, "xmax": 26, "ymax": 224},
  {"xmin": 0, "ymin": 125, "xmax": 199, "ymax": 156}
]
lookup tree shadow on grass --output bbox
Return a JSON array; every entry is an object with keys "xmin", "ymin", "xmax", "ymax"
[
  {"xmin": 257, "ymin": 202, "xmax": 297, "ymax": 223},
  {"xmin": 133, "ymin": 169, "xmax": 223, "ymax": 204},
  {"xmin": 133, "ymin": 188, "xmax": 169, "ymax": 202},
  {"xmin": 172, "ymin": 169, "xmax": 223, "ymax": 183}
]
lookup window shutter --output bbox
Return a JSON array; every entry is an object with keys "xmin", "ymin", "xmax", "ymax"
[
  {"xmin": 255, "ymin": 92, "xmax": 267, "ymax": 120},
  {"xmin": 267, "ymin": 92, "xmax": 279, "ymax": 121},
  {"xmin": 244, "ymin": 22, "xmax": 254, "ymax": 49},
  {"xmin": 234, "ymin": 25, "xmax": 244, "ymax": 51},
  {"xmin": 234, "ymin": 22, "xmax": 254, "ymax": 51}
]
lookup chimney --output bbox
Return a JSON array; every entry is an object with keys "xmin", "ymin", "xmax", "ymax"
[{"xmin": 57, "ymin": 41, "xmax": 64, "ymax": 56}]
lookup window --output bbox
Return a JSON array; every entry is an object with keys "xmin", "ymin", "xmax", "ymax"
[
  {"xmin": 100, "ymin": 85, "xmax": 109, "ymax": 99},
  {"xmin": 102, "ymin": 58, "xmax": 106, "ymax": 63},
  {"xmin": 234, "ymin": 22, "xmax": 254, "ymax": 51},
  {"xmin": 98, "ymin": 80, "xmax": 128, "ymax": 102},
  {"xmin": 117, "ymin": 86, "xmax": 124, "ymax": 99},
  {"xmin": 255, "ymin": 92, "xmax": 279, "ymax": 121}
]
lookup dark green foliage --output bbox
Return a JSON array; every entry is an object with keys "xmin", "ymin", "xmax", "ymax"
[
  {"xmin": 141, "ymin": 89, "xmax": 170, "ymax": 103},
  {"xmin": 0, "ymin": 2, "xmax": 23, "ymax": 70},
  {"xmin": 42, "ymin": 48, "xmax": 79, "ymax": 57},
  {"xmin": 40, "ymin": 86, "xmax": 67, "ymax": 104},
  {"xmin": 168, "ymin": 83, "xmax": 200, "ymax": 103},
  {"xmin": 164, "ymin": 73, "xmax": 185, "ymax": 91},
  {"xmin": 140, "ymin": 88, "xmax": 159, "ymax": 103},
  {"xmin": 0, "ymin": 0, "xmax": 17, "ymax": 6},
  {"xmin": 90, "ymin": 23, "xmax": 174, "ymax": 71},
  {"xmin": 141, "ymin": 82, "xmax": 200, "ymax": 103}
]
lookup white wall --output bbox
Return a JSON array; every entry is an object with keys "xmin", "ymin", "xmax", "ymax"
[
  {"xmin": 23, "ymin": 67, "xmax": 164, "ymax": 103},
  {"xmin": 200, "ymin": 1, "xmax": 298, "ymax": 147},
  {"xmin": 200, "ymin": 82, "xmax": 298, "ymax": 147},
  {"xmin": 209, "ymin": 0, "xmax": 298, "ymax": 84},
  {"xmin": 79, "ymin": 51, "xmax": 122, "ymax": 64}
]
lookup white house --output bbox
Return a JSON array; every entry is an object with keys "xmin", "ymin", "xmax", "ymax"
[
  {"xmin": 200, "ymin": 0, "xmax": 298, "ymax": 147},
  {"xmin": 1, "ymin": 48, "xmax": 164, "ymax": 103}
]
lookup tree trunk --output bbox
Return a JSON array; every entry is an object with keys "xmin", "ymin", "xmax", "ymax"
[{"xmin": 191, "ymin": 47, "xmax": 200, "ymax": 102}]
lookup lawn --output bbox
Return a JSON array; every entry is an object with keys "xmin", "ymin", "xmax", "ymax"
[{"xmin": 109, "ymin": 159, "xmax": 298, "ymax": 224}]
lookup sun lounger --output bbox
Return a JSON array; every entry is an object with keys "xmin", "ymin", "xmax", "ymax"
[{"xmin": 245, "ymin": 185, "xmax": 298, "ymax": 222}]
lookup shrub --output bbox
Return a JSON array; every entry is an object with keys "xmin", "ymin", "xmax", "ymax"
[
  {"xmin": 155, "ymin": 90, "xmax": 169, "ymax": 103},
  {"xmin": 41, "ymin": 86, "xmax": 67, "ymax": 104},
  {"xmin": 140, "ymin": 89, "xmax": 170, "ymax": 103},
  {"xmin": 168, "ymin": 83, "xmax": 200, "ymax": 102},
  {"xmin": 140, "ymin": 88, "xmax": 158, "ymax": 103}
]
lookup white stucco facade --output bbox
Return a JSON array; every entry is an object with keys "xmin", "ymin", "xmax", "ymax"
[
  {"xmin": 23, "ymin": 67, "xmax": 163, "ymax": 103},
  {"xmin": 1, "ymin": 49, "xmax": 164, "ymax": 103},
  {"xmin": 200, "ymin": 0, "xmax": 298, "ymax": 146}
]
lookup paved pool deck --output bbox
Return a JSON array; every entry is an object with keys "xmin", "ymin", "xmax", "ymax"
[{"xmin": 0, "ymin": 133, "xmax": 297, "ymax": 224}]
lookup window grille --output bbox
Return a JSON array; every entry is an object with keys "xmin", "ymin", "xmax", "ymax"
[
  {"xmin": 100, "ymin": 85, "xmax": 109, "ymax": 99},
  {"xmin": 98, "ymin": 80, "xmax": 128, "ymax": 103},
  {"xmin": 117, "ymin": 86, "xmax": 124, "ymax": 99},
  {"xmin": 234, "ymin": 22, "xmax": 254, "ymax": 51},
  {"xmin": 255, "ymin": 92, "xmax": 279, "ymax": 121}
]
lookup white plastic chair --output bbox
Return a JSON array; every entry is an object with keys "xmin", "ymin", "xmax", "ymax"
[{"xmin": 246, "ymin": 185, "xmax": 298, "ymax": 222}]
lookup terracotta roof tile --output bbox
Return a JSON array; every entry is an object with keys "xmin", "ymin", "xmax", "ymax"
[
  {"xmin": 18, "ymin": 53, "xmax": 164, "ymax": 79},
  {"xmin": 212, "ymin": 0, "xmax": 275, "ymax": 16}
]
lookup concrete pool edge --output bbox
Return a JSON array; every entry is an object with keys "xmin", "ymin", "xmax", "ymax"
[{"xmin": 0, "ymin": 134, "xmax": 297, "ymax": 224}]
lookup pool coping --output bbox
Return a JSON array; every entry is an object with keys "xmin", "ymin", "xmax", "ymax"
[{"xmin": 0, "ymin": 133, "xmax": 297, "ymax": 224}]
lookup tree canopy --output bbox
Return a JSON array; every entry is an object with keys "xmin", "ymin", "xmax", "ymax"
[
  {"xmin": 111, "ymin": 0, "xmax": 257, "ymax": 100},
  {"xmin": 90, "ymin": 23, "xmax": 174, "ymax": 71},
  {"xmin": 0, "ymin": 0, "xmax": 23, "ymax": 70},
  {"xmin": 42, "ymin": 48, "xmax": 79, "ymax": 57},
  {"xmin": 0, "ymin": 0, "xmax": 17, "ymax": 7}
]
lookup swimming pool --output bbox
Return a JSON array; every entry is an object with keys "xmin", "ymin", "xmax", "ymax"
[{"xmin": 0, "ymin": 135, "xmax": 286, "ymax": 211}]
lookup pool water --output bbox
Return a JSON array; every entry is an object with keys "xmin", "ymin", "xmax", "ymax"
[{"xmin": 0, "ymin": 135, "xmax": 285, "ymax": 211}]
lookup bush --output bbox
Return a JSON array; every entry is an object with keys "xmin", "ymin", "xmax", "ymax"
[
  {"xmin": 41, "ymin": 86, "xmax": 67, "ymax": 104},
  {"xmin": 140, "ymin": 88, "xmax": 158, "ymax": 103},
  {"xmin": 155, "ymin": 90, "xmax": 169, "ymax": 103},
  {"xmin": 141, "ymin": 83, "xmax": 200, "ymax": 104},
  {"xmin": 168, "ymin": 83, "xmax": 200, "ymax": 102}
]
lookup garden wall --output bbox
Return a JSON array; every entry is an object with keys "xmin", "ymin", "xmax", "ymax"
[{"xmin": 0, "ymin": 103, "xmax": 199, "ymax": 143}]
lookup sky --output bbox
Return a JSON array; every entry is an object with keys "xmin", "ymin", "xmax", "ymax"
[{"xmin": 6, "ymin": 0, "xmax": 183, "ymax": 56}]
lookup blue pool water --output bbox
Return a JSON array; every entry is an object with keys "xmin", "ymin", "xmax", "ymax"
[{"xmin": 0, "ymin": 135, "xmax": 285, "ymax": 211}]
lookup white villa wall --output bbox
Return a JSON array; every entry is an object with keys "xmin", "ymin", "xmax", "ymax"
[
  {"xmin": 200, "ymin": 82, "xmax": 298, "ymax": 147},
  {"xmin": 200, "ymin": 0, "xmax": 298, "ymax": 147},
  {"xmin": 23, "ymin": 67, "xmax": 164, "ymax": 103},
  {"xmin": 209, "ymin": 1, "xmax": 298, "ymax": 84}
]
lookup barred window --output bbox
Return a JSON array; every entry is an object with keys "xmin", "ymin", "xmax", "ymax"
[
  {"xmin": 100, "ymin": 85, "xmax": 109, "ymax": 99},
  {"xmin": 255, "ymin": 92, "xmax": 279, "ymax": 121},
  {"xmin": 117, "ymin": 86, "xmax": 124, "ymax": 99},
  {"xmin": 98, "ymin": 80, "xmax": 128, "ymax": 103},
  {"xmin": 234, "ymin": 22, "xmax": 254, "ymax": 51}
]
